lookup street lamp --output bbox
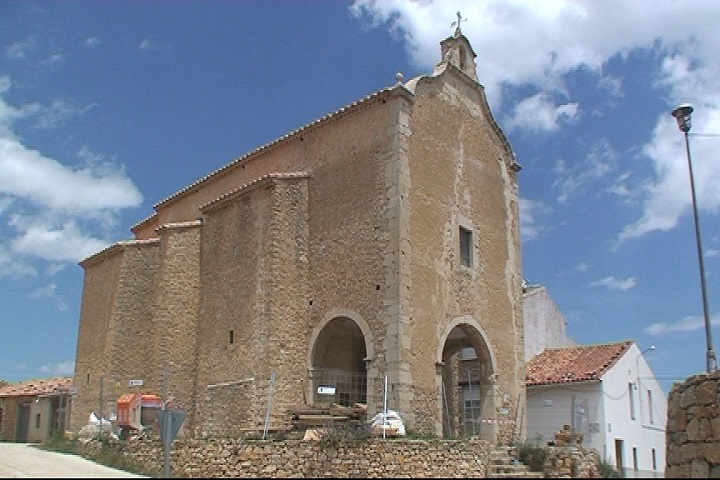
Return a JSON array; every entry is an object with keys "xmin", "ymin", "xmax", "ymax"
[
  {"xmin": 636, "ymin": 344, "xmax": 655, "ymax": 425},
  {"xmin": 671, "ymin": 104, "xmax": 717, "ymax": 373}
]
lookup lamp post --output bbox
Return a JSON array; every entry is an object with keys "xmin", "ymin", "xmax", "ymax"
[
  {"xmin": 671, "ymin": 104, "xmax": 717, "ymax": 373},
  {"xmin": 636, "ymin": 344, "xmax": 655, "ymax": 425}
]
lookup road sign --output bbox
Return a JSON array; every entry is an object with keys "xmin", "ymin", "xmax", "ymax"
[
  {"xmin": 157, "ymin": 410, "xmax": 186, "ymax": 448},
  {"xmin": 157, "ymin": 409, "xmax": 186, "ymax": 478}
]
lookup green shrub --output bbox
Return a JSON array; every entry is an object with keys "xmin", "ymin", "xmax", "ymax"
[
  {"xmin": 599, "ymin": 458, "xmax": 620, "ymax": 478},
  {"xmin": 514, "ymin": 440, "xmax": 547, "ymax": 472},
  {"xmin": 318, "ymin": 423, "xmax": 371, "ymax": 447}
]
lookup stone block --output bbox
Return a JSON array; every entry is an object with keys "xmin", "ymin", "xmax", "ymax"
[
  {"xmin": 681, "ymin": 386, "xmax": 698, "ymax": 408},
  {"xmin": 691, "ymin": 458, "xmax": 710, "ymax": 478},
  {"xmin": 695, "ymin": 379, "xmax": 718, "ymax": 405},
  {"xmin": 680, "ymin": 443, "xmax": 699, "ymax": 463},
  {"xmin": 700, "ymin": 442, "xmax": 720, "ymax": 465}
]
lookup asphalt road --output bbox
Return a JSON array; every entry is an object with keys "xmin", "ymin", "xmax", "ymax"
[{"xmin": 0, "ymin": 443, "xmax": 147, "ymax": 478}]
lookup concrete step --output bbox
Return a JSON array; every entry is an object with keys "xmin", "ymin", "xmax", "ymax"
[{"xmin": 488, "ymin": 448, "xmax": 543, "ymax": 478}]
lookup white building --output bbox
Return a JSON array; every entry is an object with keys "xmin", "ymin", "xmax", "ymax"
[
  {"xmin": 526, "ymin": 340, "xmax": 666, "ymax": 478},
  {"xmin": 522, "ymin": 284, "xmax": 577, "ymax": 360}
]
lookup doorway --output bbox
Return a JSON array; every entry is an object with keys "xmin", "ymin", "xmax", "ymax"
[{"xmin": 615, "ymin": 438, "xmax": 625, "ymax": 477}]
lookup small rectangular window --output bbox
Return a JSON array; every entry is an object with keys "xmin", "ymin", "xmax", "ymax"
[
  {"xmin": 35, "ymin": 413, "xmax": 41, "ymax": 429},
  {"xmin": 647, "ymin": 390, "xmax": 653, "ymax": 424},
  {"xmin": 629, "ymin": 383, "xmax": 635, "ymax": 420},
  {"xmin": 459, "ymin": 226, "xmax": 472, "ymax": 267},
  {"xmin": 229, "ymin": 330, "xmax": 234, "ymax": 344},
  {"xmin": 632, "ymin": 447, "xmax": 638, "ymax": 471}
]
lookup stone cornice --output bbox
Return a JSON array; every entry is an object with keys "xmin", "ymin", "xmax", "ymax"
[
  {"xmin": 155, "ymin": 219, "xmax": 203, "ymax": 234},
  {"xmin": 199, "ymin": 172, "xmax": 310, "ymax": 214},
  {"xmin": 79, "ymin": 238, "xmax": 160, "ymax": 269}
]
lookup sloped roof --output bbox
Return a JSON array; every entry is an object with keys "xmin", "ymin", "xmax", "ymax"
[
  {"xmin": 526, "ymin": 341, "xmax": 633, "ymax": 386},
  {"xmin": 0, "ymin": 377, "xmax": 73, "ymax": 397}
]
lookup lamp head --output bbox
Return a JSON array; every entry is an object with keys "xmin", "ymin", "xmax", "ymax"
[{"xmin": 672, "ymin": 104, "xmax": 694, "ymax": 133}]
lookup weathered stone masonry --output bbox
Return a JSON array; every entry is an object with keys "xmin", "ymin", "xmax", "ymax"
[
  {"xmin": 665, "ymin": 370, "xmax": 720, "ymax": 477},
  {"xmin": 71, "ymin": 30, "xmax": 526, "ymax": 443}
]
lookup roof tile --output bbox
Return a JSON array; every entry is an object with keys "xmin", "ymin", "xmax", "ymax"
[
  {"xmin": 0, "ymin": 377, "xmax": 73, "ymax": 397},
  {"xmin": 526, "ymin": 341, "xmax": 633, "ymax": 386}
]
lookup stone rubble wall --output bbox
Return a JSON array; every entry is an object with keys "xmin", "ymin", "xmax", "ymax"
[
  {"xmin": 543, "ymin": 446, "xmax": 601, "ymax": 478},
  {"xmin": 666, "ymin": 370, "xmax": 720, "ymax": 478},
  {"xmin": 85, "ymin": 438, "xmax": 492, "ymax": 478}
]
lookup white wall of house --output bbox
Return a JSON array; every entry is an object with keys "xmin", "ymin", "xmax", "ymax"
[
  {"xmin": 600, "ymin": 344, "xmax": 666, "ymax": 478},
  {"xmin": 523, "ymin": 286, "xmax": 577, "ymax": 360},
  {"xmin": 27, "ymin": 397, "xmax": 52, "ymax": 443},
  {"xmin": 526, "ymin": 382, "xmax": 604, "ymax": 447}
]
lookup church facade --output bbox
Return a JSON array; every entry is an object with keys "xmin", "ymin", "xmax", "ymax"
[{"xmin": 70, "ymin": 29, "xmax": 525, "ymax": 442}]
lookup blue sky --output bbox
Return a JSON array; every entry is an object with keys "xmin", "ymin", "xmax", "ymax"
[{"xmin": 1, "ymin": 1, "xmax": 718, "ymax": 394}]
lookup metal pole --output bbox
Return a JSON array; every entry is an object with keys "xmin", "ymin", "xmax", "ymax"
[
  {"xmin": 98, "ymin": 376, "xmax": 104, "ymax": 441},
  {"xmin": 163, "ymin": 412, "xmax": 172, "ymax": 478},
  {"xmin": 383, "ymin": 374, "xmax": 388, "ymax": 439},
  {"xmin": 441, "ymin": 381, "xmax": 452, "ymax": 437},
  {"xmin": 466, "ymin": 371, "xmax": 476, "ymax": 436},
  {"xmin": 263, "ymin": 370, "xmax": 275, "ymax": 440},
  {"xmin": 682, "ymin": 130, "xmax": 717, "ymax": 373}
]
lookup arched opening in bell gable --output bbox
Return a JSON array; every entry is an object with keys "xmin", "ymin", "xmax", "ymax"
[
  {"xmin": 438, "ymin": 321, "xmax": 497, "ymax": 441},
  {"xmin": 310, "ymin": 316, "xmax": 368, "ymax": 407}
]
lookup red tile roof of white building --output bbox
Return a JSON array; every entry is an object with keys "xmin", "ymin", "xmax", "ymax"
[
  {"xmin": 526, "ymin": 341, "xmax": 633, "ymax": 386},
  {"xmin": 0, "ymin": 377, "xmax": 73, "ymax": 397}
]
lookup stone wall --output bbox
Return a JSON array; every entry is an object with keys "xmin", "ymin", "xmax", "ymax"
[
  {"xmin": 86, "ymin": 438, "xmax": 492, "ymax": 478},
  {"xmin": 665, "ymin": 370, "xmax": 720, "ymax": 477},
  {"xmin": 543, "ymin": 446, "xmax": 601, "ymax": 478}
]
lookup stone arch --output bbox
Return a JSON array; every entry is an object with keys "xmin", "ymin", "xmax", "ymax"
[
  {"xmin": 306, "ymin": 308, "xmax": 375, "ymax": 408},
  {"xmin": 435, "ymin": 316, "xmax": 498, "ymax": 441}
]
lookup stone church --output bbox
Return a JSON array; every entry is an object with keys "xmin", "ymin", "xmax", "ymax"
[{"xmin": 70, "ymin": 26, "xmax": 525, "ymax": 442}]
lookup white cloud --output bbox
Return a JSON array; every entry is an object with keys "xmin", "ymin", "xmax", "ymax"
[
  {"xmin": 597, "ymin": 75, "xmax": 623, "ymax": 98},
  {"xmin": 29, "ymin": 283, "xmax": 68, "ymax": 311},
  {"xmin": 576, "ymin": 262, "xmax": 590, "ymax": 273},
  {"xmin": 351, "ymin": 1, "xmax": 713, "ymax": 107},
  {"xmin": 554, "ymin": 139, "xmax": 615, "ymax": 204},
  {"xmin": 590, "ymin": 275, "xmax": 636, "ymax": 291},
  {"xmin": 38, "ymin": 360, "xmax": 75, "ymax": 376},
  {"xmin": 40, "ymin": 53, "xmax": 64, "ymax": 66},
  {"xmin": 84, "ymin": 37, "xmax": 100, "ymax": 48},
  {"xmin": 0, "ymin": 140, "xmax": 140, "ymax": 213},
  {"xmin": 350, "ymin": 0, "xmax": 720, "ymax": 242},
  {"xmin": 0, "ymin": 77, "xmax": 143, "ymax": 265},
  {"xmin": 506, "ymin": 93, "xmax": 578, "ymax": 133},
  {"xmin": 520, "ymin": 198, "xmax": 550, "ymax": 241},
  {"xmin": 5, "ymin": 38, "xmax": 37, "ymax": 59},
  {"xmin": 0, "ymin": 246, "xmax": 37, "ymax": 278},
  {"xmin": 645, "ymin": 312, "xmax": 720, "ymax": 335},
  {"xmin": 10, "ymin": 218, "xmax": 108, "ymax": 262}
]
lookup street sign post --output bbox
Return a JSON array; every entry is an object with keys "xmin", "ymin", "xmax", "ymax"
[{"xmin": 156, "ymin": 409, "xmax": 186, "ymax": 478}]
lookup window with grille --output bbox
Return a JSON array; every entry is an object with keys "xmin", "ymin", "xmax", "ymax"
[{"xmin": 459, "ymin": 226, "xmax": 472, "ymax": 267}]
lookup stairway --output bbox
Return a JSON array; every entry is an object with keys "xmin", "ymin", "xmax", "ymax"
[{"xmin": 489, "ymin": 446, "xmax": 544, "ymax": 478}]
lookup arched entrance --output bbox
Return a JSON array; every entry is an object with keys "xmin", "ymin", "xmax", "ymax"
[
  {"xmin": 309, "ymin": 315, "xmax": 369, "ymax": 407},
  {"xmin": 437, "ymin": 318, "xmax": 497, "ymax": 441}
]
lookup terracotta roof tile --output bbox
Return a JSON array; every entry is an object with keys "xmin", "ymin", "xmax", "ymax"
[
  {"xmin": 0, "ymin": 377, "xmax": 73, "ymax": 397},
  {"xmin": 526, "ymin": 341, "xmax": 633, "ymax": 386}
]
